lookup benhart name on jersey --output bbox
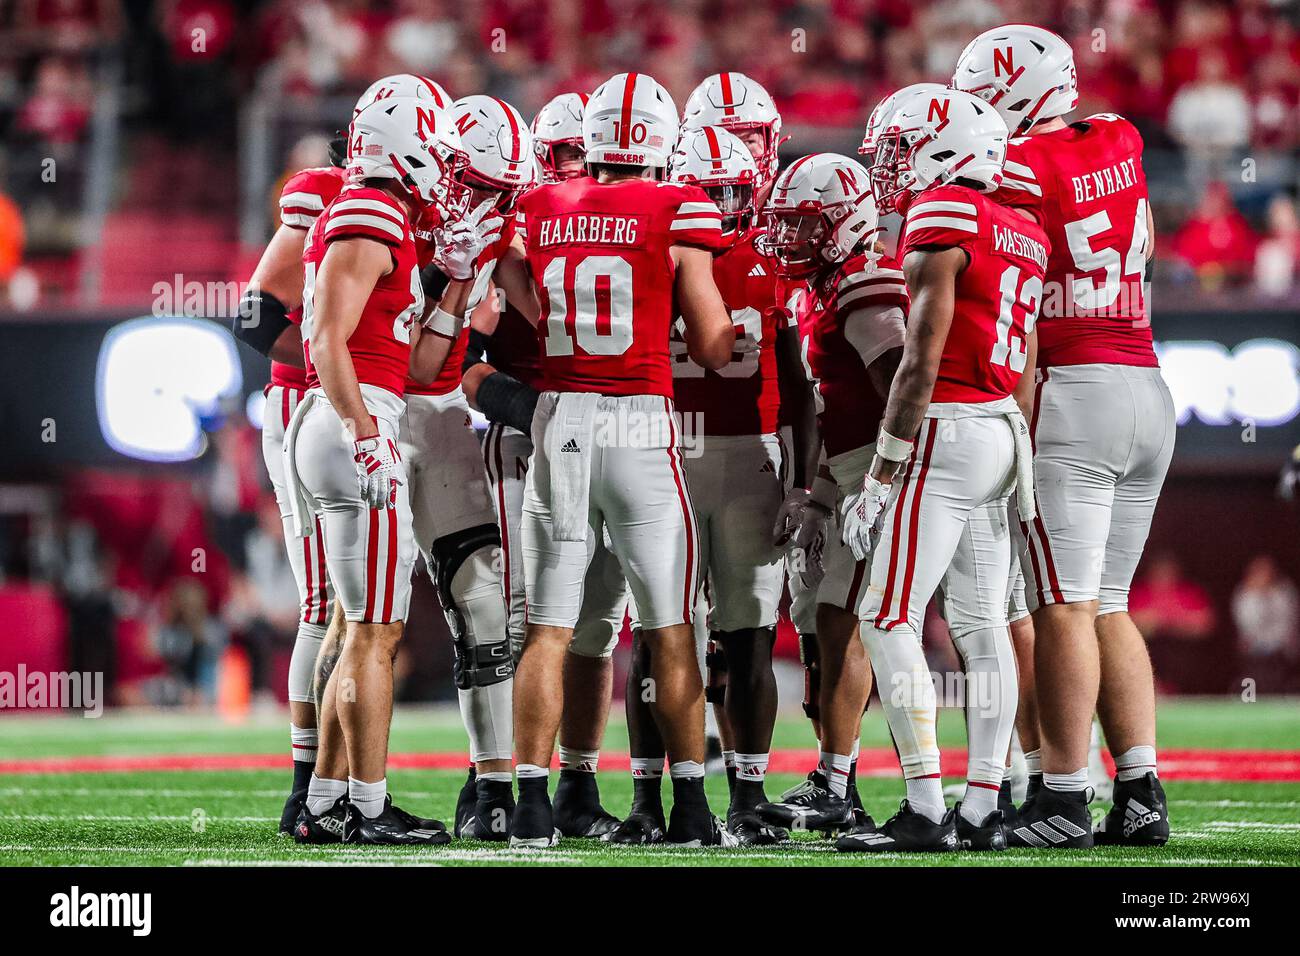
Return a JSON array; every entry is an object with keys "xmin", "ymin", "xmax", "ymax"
[
  {"xmin": 991, "ymin": 222, "xmax": 1048, "ymax": 271},
  {"xmin": 1071, "ymin": 156, "xmax": 1140, "ymax": 205},
  {"xmin": 535, "ymin": 213, "xmax": 643, "ymax": 248}
]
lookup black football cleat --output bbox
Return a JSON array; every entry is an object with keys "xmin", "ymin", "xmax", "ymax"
[
  {"xmin": 509, "ymin": 782, "xmax": 560, "ymax": 849},
  {"xmin": 453, "ymin": 766, "xmax": 477, "ymax": 836},
  {"xmin": 459, "ymin": 777, "xmax": 515, "ymax": 842},
  {"xmin": 553, "ymin": 771, "xmax": 621, "ymax": 838},
  {"xmin": 998, "ymin": 779, "xmax": 1018, "ymax": 827},
  {"xmin": 836, "ymin": 801, "xmax": 958, "ymax": 853},
  {"xmin": 955, "ymin": 804, "xmax": 1008, "ymax": 851},
  {"xmin": 1094, "ymin": 773, "xmax": 1169, "ymax": 847},
  {"xmin": 605, "ymin": 808, "xmax": 666, "ymax": 845},
  {"xmin": 725, "ymin": 807, "xmax": 787, "ymax": 845},
  {"xmin": 666, "ymin": 806, "xmax": 738, "ymax": 847},
  {"xmin": 1007, "ymin": 786, "xmax": 1093, "ymax": 849},
  {"xmin": 755, "ymin": 776, "xmax": 853, "ymax": 832},
  {"xmin": 343, "ymin": 796, "xmax": 450, "ymax": 845},
  {"xmin": 279, "ymin": 788, "xmax": 307, "ymax": 836},
  {"xmin": 1024, "ymin": 772, "xmax": 1043, "ymax": 806},
  {"xmin": 294, "ymin": 795, "xmax": 346, "ymax": 845}
]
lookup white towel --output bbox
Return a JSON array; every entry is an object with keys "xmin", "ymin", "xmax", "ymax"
[
  {"xmin": 281, "ymin": 391, "xmax": 319, "ymax": 538},
  {"xmin": 542, "ymin": 391, "xmax": 600, "ymax": 542},
  {"xmin": 1005, "ymin": 408, "xmax": 1036, "ymax": 524}
]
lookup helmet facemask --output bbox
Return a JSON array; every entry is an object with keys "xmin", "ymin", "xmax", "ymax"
[
  {"xmin": 705, "ymin": 182, "xmax": 755, "ymax": 239},
  {"xmin": 759, "ymin": 210, "xmax": 828, "ymax": 279},
  {"xmin": 869, "ymin": 128, "xmax": 922, "ymax": 215}
]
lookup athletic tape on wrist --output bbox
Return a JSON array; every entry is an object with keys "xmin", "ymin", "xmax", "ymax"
[
  {"xmin": 876, "ymin": 428, "xmax": 914, "ymax": 463},
  {"xmin": 424, "ymin": 306, "xmax": 462, "ymax": 338}
]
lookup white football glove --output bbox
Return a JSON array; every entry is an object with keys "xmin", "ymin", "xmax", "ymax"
[
  {"xmin": 352, "ymin": 435, "xmax": 405, "ymax": 509},
  {"xmin": 789, "ymin": 500, "xmax": 831, "ymax": 588},
  {"xmin": 840, "ymin": 475, "xmax": 890, "ymax": 562},
  {"xmin": 434, "ymin": 198, "xmax": 505, "ymax": 280}
]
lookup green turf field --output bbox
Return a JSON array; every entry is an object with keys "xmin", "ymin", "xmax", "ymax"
[{"xmin": 1, "ymin": 699, "xmax": 1297, "ymax": 867}]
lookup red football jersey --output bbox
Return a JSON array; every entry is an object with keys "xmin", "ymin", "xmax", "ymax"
[
  {"xmin": 900, "ymin": 184, "xmax": 1048, "ymax": 405},
  {"xmin": 670, "ymin": 230, "xmax": 784, "ymax": 435},
  {"xmin": 406, "ymin": 217, "xmax": 517, "ymax": 397},
  {"xmin": 487, "ymin": 301, "xmax": 546, "ymax": 392},
  {"xmin": 517, "ymin": 176, "xmax": 723, "ymax": 397},
  {"xmin": 270, "ymin": 166, "xmax": 345, "ymax": 391},
  {"xmin": 302, "ymin": 185, "xmax": 424, "ymax": 399},
  {"xmin": 993, "ymin": 115, "xmax": 1155, "ymax": 368},
  {"xmin": 803, "ymin": 254, "xmax": 909, "ymax": 456}
]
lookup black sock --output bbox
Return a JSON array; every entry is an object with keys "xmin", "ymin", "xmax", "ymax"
[
  {"xmin": 725, "ymin": 763, "xmax": 737, "ymax": 798},
  {"xmin": 556, "ymin": 768, "xmax": 599, "ymax": 802},
  {"xmin": 670, "ymin": 774, "xmax": 709, "ymax": 811},
  {"xmin": 518, "ymin": 775, "xmax": 549, "ymax": 801},
  {"xmin": 292, "ymin": 759, "xmax": 314, "ymax": 794},
  {"xmin": 732, "ymin": 778, "xmax": 765, "ymax": 811},
  {"xmin": 631, "ymin": 773, "xmax": 664, "ymax": 815},
  {"xmin": 847, "ymin": 760, "xmax": 863, "ymax": 809}
]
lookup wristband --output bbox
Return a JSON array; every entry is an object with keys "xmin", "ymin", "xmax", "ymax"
[
  {"xmin": 876, "ymin": 427, "xmax": 914, "ymax": 463},
  {"xmin": 863, "ymin": 473, "xmax": 891, "ymax": 498},
  {"xmin": 423, "ymin": 306, "xmax": 463, "ymax": 338}
]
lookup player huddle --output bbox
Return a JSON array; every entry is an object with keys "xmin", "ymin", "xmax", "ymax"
[{"xmin": 235, "ymin": 22, "xmax": 1173, "ymax": 854}]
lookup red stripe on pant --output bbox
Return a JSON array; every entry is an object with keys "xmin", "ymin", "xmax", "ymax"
[
  {"xmin": 315, "ymin": 518, "xmax": 328, "ymax": 624},
  {"xmin": 885, "ymin": 420, "xmax": 938, "ymax": 631},
  {"xmin": 1026, "ymin": 372, "xmax": 1065, "ymax": 605},
  {"xmin": 301, "ymin": 533, "xmax": 314, "ymax": 625},
  {"xmin": 381, "ymin": 506, "xmax": 397, "ymax": 623},
  {"xmin": 873, "ymin": 428, "xmax": 924, "ymax": 629},
  {"xmin": 364, "ymin": 509, "xmax": 380, "ymax": 622},
  {"xmin": 664, "ymin": 398, "xmax": 696, "ymax": 624}
]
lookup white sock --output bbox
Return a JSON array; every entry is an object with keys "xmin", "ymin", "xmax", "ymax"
[
  {"xmin": 722, "ymin": 750, "xmax": 736, "ymax": 770},
  {"xmin": 905, "ymin": 776, "xmax": 946, "ymax": 823},
  {"xmin": 290, "ymin": 724, "xmax": 318, "ymax": 764},
  {"xmin": 735, "ymin": 752, "xmax": 769, "ymax": 784},
  {"xmin": 630, "ymin": 757, "xmax": 664, "ymax": 779},
  {"xmin": 558, "ymin": 747, "xmax": 600, "ymax": 773},
  {"xmin": 850, "ymin": 738, "xmax": 860, "ymax": 761},
  {"xmin": 1044, "ymin": 768, "xmax": 1088, "ymax": 792},
  {"xmin": 1024, "ymin": 748, "xmax": 1042, "ymax": 775},
  {"xmin": 951, "ymin": 626, "xmax": 1018, "ymax": 799},
  {"xmin": 347, "ymin": 776, "xmax": 387, "ymax": 819},
  {"xmin": 515, "ymin": 763, "xmax": 549, "ymax": 780},
  {"xmin": 305, "ymin": 774, "xmax": 346, "ymax": 815},
  {"xmin": 1114, "ymin": 745, "xmax": 1158, "ymax": 782},
  {"xmin": 479, "ymin": 771, "xmax": 512, "ymax": 784},
  {"xmin": 825, "ymin": 753, "xmax": 852, "ymax": 798},
  {"xmin": 960, "ymin": 780, "xmax": 1001, "ymax": 824},
  {"xmin": 669, "ymin": 760, "xmax": 705, "ymax": 780}
]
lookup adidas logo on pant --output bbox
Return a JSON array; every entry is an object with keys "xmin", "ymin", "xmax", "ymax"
[{"xmin": 561, "ymin": 439, "xmax": 581, "ymax": 453}]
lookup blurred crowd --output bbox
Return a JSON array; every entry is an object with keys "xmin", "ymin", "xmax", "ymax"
[{"xmin": 0, "ymin": 0, "xmax": 1298, "ymax": 306}]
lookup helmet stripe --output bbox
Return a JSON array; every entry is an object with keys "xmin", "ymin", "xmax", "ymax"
[
  {"xmin": 702, "ymin": 125, "xmax": 724, "ymax": 171},
  {"xmin": 493, "ymin": 97, "xmax": 523, "ymax": 165},
  {"xmin": 417, "ymin": 76, "xmax": 445, "ymax": 108},
  {"xmin": 719, "ymin": 72, "xmax": 736, "ymax": 116},
  {"xmin": 619, "ymin": 73, "xmax": 639, "ymax": 149}
]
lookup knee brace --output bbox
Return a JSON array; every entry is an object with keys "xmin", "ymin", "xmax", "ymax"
[
  {"xmin": 431, "ymin": 524, "xmax": 513, "ymax": 689},
  {"xmin": 704, "ymin": 636, "xmax": 728, "ymax": 705},
  {"xmin": 799, "ymin": 631, "xmax": 820, "ymax": 721}
]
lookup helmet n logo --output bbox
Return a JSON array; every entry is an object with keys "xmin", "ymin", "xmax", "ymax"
[
  {"xmin": 835, "ymin": 167, "xmax": 860, "ymax": 195},
  {"xmin": 416, "ymin": 106, "xmax": 440, "ymax": 143},
  {"xmin": 927, "ymin": 98, "xmax": 950, "ymax": 130},
  {"xmin": 994, "ymin": 46, "xmax": 1015, "ymax": 77},
  {"xmin": 455, "ymin": 113, "xmax": 478, "ymax": 136}
]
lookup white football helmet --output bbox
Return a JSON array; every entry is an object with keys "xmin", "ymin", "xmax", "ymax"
[
  {"xmin": 532, "ymin": 92, "xmax": 588, "ymax": 182},
  {"xmin": 347, "ymin": 97, "xmax": 469, "ymax": 221},
  {"xmin": 860, "ymin": 83, "xmax": 947, "ymax": 163},
  {"xmin": 952, "ymin": 25, "xmax": 1078, "ymax": 135},
  {"xmin": 452, "ymin": 95, "xmax": 535, "ymax": 212},
  {"xmin": 682, "ymin": 72, "xmax": 785, "ymax": 185},
  {"xmin": 583, "ymin": 72, "xmax": 679, "ymax": 170},
  {"xmin": 759, "ymin": 153, "xmax": 880, "ymax": 278},
  {"xmin": 869, "ymin": 87, "xmax": 1008, "ymax": 214},
  {"xmin": 354, "ymin": 74, "xmax": 453, "ymax": 117},
  {"xmin": 668, "ymin": 126, "xmax": 759, "ymax": 243}
]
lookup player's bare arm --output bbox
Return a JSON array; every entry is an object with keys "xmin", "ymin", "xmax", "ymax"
[
  {"xmin": 774, "ymin": 323, "xmax": 819, "ymax": 489},
  {"xmin": 493, "ymin": 237, "xmax": 541, "ymax": 325},
  {"xmin": 241, "ymin": 223, "xmax": 310, "ymax": 366},
  {"xmin": 311, "ymin": 236, "xmax": 393, "ymax": 440},
  {"xmin": 870, "ymin": 246, "xmax": 964, "ymax": 484},
  {"xmin": 1013, "ymin": 327, "xmax": 1038, "ymax": 422},
  {"xmin": 407, "ymin": 275, "xmax": 474, "ymax": 385},
  {"xmin": 672, "ymin": 244, "xmax": 735, "ymax": 370}
]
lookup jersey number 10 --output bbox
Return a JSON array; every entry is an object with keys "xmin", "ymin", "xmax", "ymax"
[{"xmin": 542, "ymin": 255, "xmax": 635, "ymax": 356}]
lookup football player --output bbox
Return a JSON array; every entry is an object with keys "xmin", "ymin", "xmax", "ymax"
[
  {"xmin": 397, "ymin": 94, "xmax": 535, "ymax": 841},
  {"xmin": 509, "ymin": 72, "xmax": 736, "ymax": 848},
  {"xmin": 954, "ymin": 25, "xmax": 1171, "ymax": 848},
  {"xmin": 752, "ymin": 154, "xmax": 906, "ymax": 836},
  {"xmin": 287, "ymin": 95, "xmax": 498, "ymax": 844},
  {"xmin": 458, "ymin": 93, "xmax": 625, "ymax": 839},
  {"xmin": 836, "ymin": 87, "xmax": 1044, "ymax": 853},
  {"xmin": 653, "ymin": 125, "xmax": 818, "ymax": 844}
]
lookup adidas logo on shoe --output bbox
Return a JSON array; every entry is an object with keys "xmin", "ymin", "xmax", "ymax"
[
  {"xmin": 1121, "ymin": 800, "xmax": 1163, "ymax": 838},
  {"xmin": 561, "ymin": 439, "xmax": 581, "ymax": 453},
  {"xmin": 1012, "ymin": 814, "xmax": 1088, "ymax": 847}
]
